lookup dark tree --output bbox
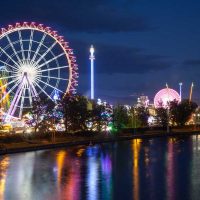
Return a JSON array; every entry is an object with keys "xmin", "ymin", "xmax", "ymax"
[
  {"xmin": 155, "ymin": 107, "xmax": 168, "ymax": 128},
  {"xmin": 127, "ymin": 107, "xmax": 141, "ymax": 128},
  {"xmin": 170, "ymin": 99, "xmax": 198, "ymax": 126},
  {"xmin": 113, "ymin": 105, "xmax": 129, "ymax": 130},
  {"xmin": 29, "ymin": 97, "xmax": 55, "ymax": 133},
  {"xmin": 136, "ymin": 106, "xmax": 150, "ymax": 127},
  {"xmin": 61, "ymin": 94, "xmax": 89, "ymax": 132},
  {"xmin": 90, "ymin": 101, "xmax": 112, "ymax": 132}
]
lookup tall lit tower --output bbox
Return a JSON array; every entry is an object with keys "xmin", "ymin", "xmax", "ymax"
[
  {"xmin": 189, "ymin": 82, "xmax": 194, "ymax": 103},
  {"xmin": 90, "ymin": 45, "xmax": 95, "ymax": 99},
  {"xmin": 179, "ymin": 82, "xmax": 182, "ymax": 101}
]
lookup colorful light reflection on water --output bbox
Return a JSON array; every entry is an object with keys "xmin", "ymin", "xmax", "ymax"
[{"xmin": 1, "ymin": 136, "xmax": 200, "ymax": 199}]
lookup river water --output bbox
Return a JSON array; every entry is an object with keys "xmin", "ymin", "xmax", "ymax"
[{"xmin": 1, "ymin": 135, "xmax": 200, "ymax": 200}]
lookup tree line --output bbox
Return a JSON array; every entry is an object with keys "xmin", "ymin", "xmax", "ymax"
[
  {"xmin": 26, "ymin": 95, "xmax": 198, "ymax": 133},
  {"xmin": 27, "ymin": 94, "xmax": 112, "ymax": 133}
]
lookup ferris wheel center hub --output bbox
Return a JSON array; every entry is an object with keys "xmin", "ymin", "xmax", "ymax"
[{"xmin": 17, "ymin": 62, "xmax": 38, "ymax": 83}]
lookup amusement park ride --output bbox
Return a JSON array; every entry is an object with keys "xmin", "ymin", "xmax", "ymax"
[{"xmin": 0, "ymin": 22, "xmax": 78, "ymax": 125}]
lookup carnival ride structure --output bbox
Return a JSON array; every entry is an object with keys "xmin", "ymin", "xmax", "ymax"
[
  {"xmin": 0, "ymin": 22, "xmax": 78, "ymax": 121},
  {"xmin": 154, "ymin": 87, "xmax": 181, "ymax": 108}
]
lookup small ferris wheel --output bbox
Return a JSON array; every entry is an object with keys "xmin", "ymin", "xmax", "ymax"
[{"xmin": 0, "ymin": 22, "xmax": 78, "ymax": 119}]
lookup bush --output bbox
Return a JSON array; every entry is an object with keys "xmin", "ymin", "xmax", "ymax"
[
  {"xmin": 1, "ymin": 134, "xmax": 24, "ymax": 143},
  {"xmin": 25, "ymin": 132, "xmax": 52, "ymax": 141}
]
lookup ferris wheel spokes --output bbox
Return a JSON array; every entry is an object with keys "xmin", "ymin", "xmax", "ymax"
[
  {"xmin": 39, "ymin": 75, "xmax": 69, "ymax": 81},
  {"xmin": 18, "ymin": 30, "xmax": 26, "ymax": 61},
  {"xmin": 35, "ymin": 52, "xmax": 65, "ymax": 69},
  {"xmin": 0, "ymin": 78, "xmax": 18, "ymax": 91},
  {"xmin": 0, "ymin": 54, "xmax": 19, "ymax": 71},
  {"xmin": 27, "ymin": 30, "xmax": 34, "ymax": 61},
  {"xmin": 40, "ymin": 65, "xmax": 69, "ymax": 72},
  {"xmin": 34, "ymin": 81, "xmax": 53, "ymax": 100},
  {"xmin": 19, "ymin": 87, "xmax": 26, "ymax": 118},
  {"xmin": 31, "ymin": 33, "xmax": 47, "ymax": 62},
  {"xmin": 37, "ymin": 78, "xmax": 64, "ymax": 94},
  {"xmin": 6, "ymin": 74, "xmax": 27, "ymax": 117},
  {"xmin": 7, "ymin": 73, "xmax": 39, "ymax": 118},
  {"xmin": 0, "ymin": 47, "xmax": 20, "ymax": 68},
  {"xmin": 0, "ymin": 75, "xmax": 16, "ymax": 80},
  {"xmin": 33, "ymin": 41, "xmax": 57, "ymax": 66},
  {"xmin": 5, "ymin": 35, "xmax": 22, "ymax": 64}
]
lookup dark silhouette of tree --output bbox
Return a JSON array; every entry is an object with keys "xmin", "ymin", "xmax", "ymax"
[
  {"xmin": 90, "ymin": 101, "xmax": 112, "ymax": 132},
  {"xmin": 61, "ymin": 94, "xmax": 89, "ymax": 132},
  {"xmin": 113, "ymin": 105, "xmax": 129, "ymax": 130},
  {"xmin": 127, "ymin": 107, "xmax": 141, "ymax": 128},
  {"xmin": 169, "ymin": 99, "xmax": 198, "ymax": 126},
  {"xmin": 155, "ymin": 107, "xmax": 168, "ymax": 128},
  {"xmin": 135, "ymin": 106, "xmax": 150, "ymax": 127},
  {"xmin": 29, "ymin": 97, "xmax": 55, "ymax": 133},
  {"xmin": 154, "ymin": 101, "xmax": 168, "ymax": 128}
]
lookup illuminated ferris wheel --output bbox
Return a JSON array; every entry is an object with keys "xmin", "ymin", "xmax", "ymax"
[{"xmin": 0, "ymin": 22, "xmax": 78, "ymax": 119}]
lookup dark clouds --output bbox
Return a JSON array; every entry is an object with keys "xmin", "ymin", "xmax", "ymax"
[
  {"xmin": 1, "ymin": 0, "xmax": 200, "ymax": 104},
  {"xmin": 71, "ymin": 40, "xmax": 172, "ymax": 74},
  {"xmin": 183, "ymin": 59, "xmax": 200, "ymax": 66},
  {"xmin": 0, "ymin": 0, "xmax": 151, "ymax": 33}
]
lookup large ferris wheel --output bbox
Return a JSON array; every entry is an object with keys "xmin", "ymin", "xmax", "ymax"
[{"xmin": 0, "ymin": 22, "xmax": 78, "ymax": 119}]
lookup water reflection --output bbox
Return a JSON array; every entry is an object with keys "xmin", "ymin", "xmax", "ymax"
[
  {"xmin": 1, "ymin": 136, "xmax": 200, "ymax": 199},
  {"xmin": 100, "ymin": 152, "xmax": 112, "ymax": 200},
  {"xmin": 87, "ymin": 153, "xmax": 99, "ymax": 200},
  {"xmin": 0, "ymin": 156, "xmax": 9, "ymax": 200},
  {"xmin": 166, "ymin": 138, "xmax": 176, "ymax": 200},
  {"xmin": 191, "ymin": 135, "xmax": 200, "ymax": 200},
  {"xmin": 64, "ymin": 154, "xmax": 81, "ymax": 200},
  {"xmin": 132, "ymin": 139, "xmax": 141, "ymax": 200},
  {"xmin": 56, "ymin": 150, "xmax": 66, "ymax": 184}
]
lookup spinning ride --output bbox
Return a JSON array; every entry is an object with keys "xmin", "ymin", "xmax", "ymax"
[{"xmin": 154, "ymin": 88, "xmax": 180, "ymax": 108}]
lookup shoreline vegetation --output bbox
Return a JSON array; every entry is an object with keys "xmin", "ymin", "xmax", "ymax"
[
  {"xmin": 1, "ymin": 126, "xmax": 200, "ymax": 155},
  {"xmin": 1, "ymin": 96, "xmax": 197, "ymax": 156}
]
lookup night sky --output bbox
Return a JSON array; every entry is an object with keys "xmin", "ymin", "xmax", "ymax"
[{"xmin": 1, "ymin": 0, "xmax": 200, "ymax": 104}]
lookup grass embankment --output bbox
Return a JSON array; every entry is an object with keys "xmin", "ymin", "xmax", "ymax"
[{"xmin": 1, "ymin": 127, "xmax": 200, "ymax": 155}]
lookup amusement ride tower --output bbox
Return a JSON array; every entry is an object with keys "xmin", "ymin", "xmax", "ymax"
[{"xmin": 89, "ymin": 45, "xmax": 95, "ymax": 100}]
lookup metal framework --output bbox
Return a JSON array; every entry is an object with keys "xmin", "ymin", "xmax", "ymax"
[{"xmin": 0, "ymin": 22, "xmax": 78, "ymax": 119}]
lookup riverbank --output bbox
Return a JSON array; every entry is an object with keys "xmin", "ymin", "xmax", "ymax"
[{"xmin": 1, "ymin": 130, "xmax": 200, "ymax": 155}]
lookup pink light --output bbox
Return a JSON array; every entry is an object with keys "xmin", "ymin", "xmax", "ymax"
[{"xmin": 154, "ymin": 88, "xmax": 180, "ymax": 108}]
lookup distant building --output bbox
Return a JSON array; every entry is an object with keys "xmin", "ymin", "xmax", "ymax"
[
  {"xmin": 137, "ymin": 95, "xmax": 149, "ymax": 108},
  {"xmin": 148, "ymin": 104, "xmax": 156, "ymax": 116},
  {"xmin": 193, "ymin": 106, "xmax": 200, "ymax": 125}
]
